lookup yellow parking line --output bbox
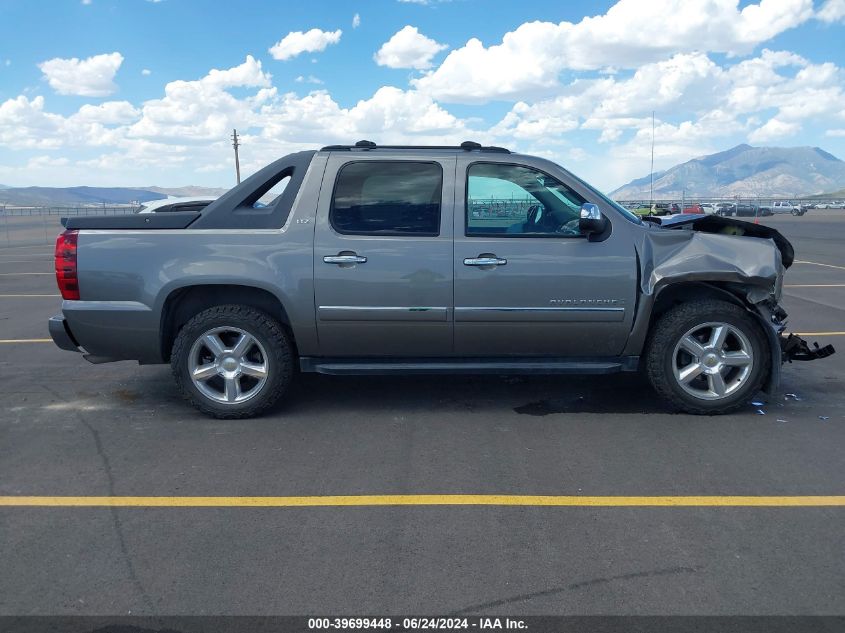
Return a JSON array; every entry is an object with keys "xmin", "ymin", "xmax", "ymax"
[
  {"xmin": 793, "ymin": 260, "xmax": 845, "ymax": 271},
  {"xmin": 0, "ymin": 495, "xmax": 843, "ymax": 507},
  {"xmin": 793, "ymin": 332, "xmax": 845, "ymax": 336},
  {"xmin": 0, "ymin": 338, "xmax": 52, "ymax": 343}
]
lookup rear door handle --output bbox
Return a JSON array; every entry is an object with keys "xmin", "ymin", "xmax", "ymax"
[
  {"xmin": 464, "ymin": 256, "xmax": 507, "ymax": 266},
  {"xmin": 323, "ymin": 254, "xmax": 367, "ymax": 265}
]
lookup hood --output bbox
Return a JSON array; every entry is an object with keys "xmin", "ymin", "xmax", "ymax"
[
  {"xmin": 645, "ymin": 214, "xmax": 794, "ymax": 268},
  {"xmin": 637, "ymin": 215, "xmax": 787, "ymax": 301}
]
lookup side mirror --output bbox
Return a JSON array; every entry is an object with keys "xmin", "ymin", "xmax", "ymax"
[{"xmin": 579, "ymin": 203, "xmax": 608, "ymax": 237}]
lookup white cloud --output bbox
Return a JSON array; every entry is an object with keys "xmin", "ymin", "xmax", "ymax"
[
  {"xmin": 256, "ymin": 86, "xmax": 470, "ymax": 149},
  {"xmin": 28, "ymin": 155, "xmax": 70, "ymax": 168},
  {"xmin": 129, "ymin": 55, "xmax": 272, "ymax": 140},
  {"xmin": 0, "ymin": 96, "xmax": 68, "ymax": 149},
  {"xmin": 2, "ymin": 7, "xmax": 842, "ymax": 193},
  {"xmin": 748, "ymin": 118, "xmax": 801, "ymax": 141},
  {"xmin": 491, "ymin": 53, "xmax": 725, "ymax": 142},
  {"xmin": 268, "ymin": 28, "xmax": 342, "ymax": 61},
  {"xmin": 3, "ymin": 59, "xmax": 10, "ymax": 67},
  {"xmin": 141, "ymin": 68, "xmax": 152, "ymax": 76},
  {"xmin": 413, "ymin": 0, "xmax": 814, "ymax": 103},
  {"xmin": 817, "ymin": 0, "xmax": 845, "ymax": 22},
  {"xmin": 74, "ymin": 101, "xmax": 140, "ymax": 125},
  {"xmin": 374, "ymin": 25, "xmax": 448, "ymax": 69},
  {"xmin": 38, "ymin": 52, "xmax": 124, "ymax": 97},
  {"xmin": 352, "ymin": 13, "xmax": 361, "ymax": 28}
]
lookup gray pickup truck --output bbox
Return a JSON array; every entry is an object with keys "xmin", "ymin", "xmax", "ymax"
[{"xmin": 50, "ymin": 141, "xmax": 833, "ymax": 418}]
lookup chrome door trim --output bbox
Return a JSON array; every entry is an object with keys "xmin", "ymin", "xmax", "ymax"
[{"xmin": 318, "ymin": 306, "xmax": 449, "ymax": 322}]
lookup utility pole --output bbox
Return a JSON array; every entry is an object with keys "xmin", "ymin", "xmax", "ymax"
[
  {"xmin": 231, "ymin": 129, "xmax": 241, "ymax": 184},
  {"xmin": 649, "ymin": 111, "xmax": 655, "ymax": 209}
]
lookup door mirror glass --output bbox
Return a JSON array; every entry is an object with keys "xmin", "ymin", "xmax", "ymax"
[{"xmin": 579, "ymin": 203, "xmax": 608, "ymax": 236}]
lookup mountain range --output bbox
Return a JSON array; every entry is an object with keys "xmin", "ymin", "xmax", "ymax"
[
  {"xmin": 610, "ymin": 144, "xmax": 845, "ymax": 199},
  {"xmin": 0, "ymin": 185, "xmax": 230, "ymax": 207},
  {"xmin": 3, "ymin": 145, "xmax": 845, "ymax": 204}
]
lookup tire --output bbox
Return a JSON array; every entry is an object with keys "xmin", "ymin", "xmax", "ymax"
[
  {"xmin": 645, "ymin": 300, "xmax": 770, "ymax": 415},
  {"xmin": 171, "ymin": 305, "xmax": 294, "ymax": 419}
]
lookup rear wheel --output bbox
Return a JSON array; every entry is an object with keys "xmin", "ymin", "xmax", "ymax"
[
  {"xmin": 171, "ymin": 305, "xmax": 294, "ymax": 419},
  {"xmin": 645, "ymin": 300, "xmax": 769, "ymax": 414}
]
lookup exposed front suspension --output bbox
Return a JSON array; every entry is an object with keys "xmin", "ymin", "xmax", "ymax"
[{"xmin": 780, "ymin": 333, "xmax": 836, "ymax": 362}]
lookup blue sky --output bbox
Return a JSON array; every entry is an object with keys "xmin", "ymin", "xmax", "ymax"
[{"xmin": 0, "ymin": 0, "xmax": 843, "ymax": 191}]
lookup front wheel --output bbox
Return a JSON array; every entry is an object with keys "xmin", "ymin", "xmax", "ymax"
[
  {"xmin": 645, "ymin": 300, "xmax": 770, "ymax": 414},
  {"xmin": 171, "ymin": 305, "xmax": 294, "ymax": 419}
]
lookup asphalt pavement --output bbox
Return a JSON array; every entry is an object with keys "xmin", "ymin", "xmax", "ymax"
[{"xmin": 0, "ymin": 212, "xmax": 843, "ymax": 616}]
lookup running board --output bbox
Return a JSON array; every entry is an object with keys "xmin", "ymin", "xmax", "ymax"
[{"xmin": 299, "ymin": 357, "xmax": 639, "ymax": 376}]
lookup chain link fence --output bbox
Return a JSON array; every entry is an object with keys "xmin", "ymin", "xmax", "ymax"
[{"xmin": 0, "ymin": 206, "xmax": 139, "ymax": 248}]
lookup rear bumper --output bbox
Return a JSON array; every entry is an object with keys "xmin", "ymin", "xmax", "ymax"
[
  {"xmin": 48, "ymin": 314, "xmax": 81, "ymax": 352},
  {"xmin": 50, "ymin": 301, "xmax": 163, "ymax": 364}
]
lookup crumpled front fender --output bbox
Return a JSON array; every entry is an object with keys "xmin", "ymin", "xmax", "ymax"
[{"xmin": 637, "ymin": 228, "xmax": 783, "ymax": 300}]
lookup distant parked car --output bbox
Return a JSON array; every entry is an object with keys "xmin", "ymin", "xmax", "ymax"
[
  {"xmin": 682, "ymin": 203, "xmax": 704, "ymax": 214},
  {"xmin": 649, "ymin": 203, "xmax": 673, "ymax": 216},
  {"xmin": 137, "ymin": 196, "xmax": 217, "ymax": 214},
  {"xmin": 733, "ymin": 203, "xmax": 759, "ymax": 217},
  {"xmin": 769, "ymin": 201, "xmax": 805, "ymax": 216},
  {"xmin": 699, "ymin": 203, "xmax": 718, "ymax": 215},
  {"xmin": 716, "ymin": 202, "xmax": 736, "ymax": 216}
]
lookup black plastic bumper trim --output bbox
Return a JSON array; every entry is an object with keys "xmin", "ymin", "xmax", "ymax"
[{"xmin": 48, "ymin": 315, "xmax": 80, "ymax": 352}]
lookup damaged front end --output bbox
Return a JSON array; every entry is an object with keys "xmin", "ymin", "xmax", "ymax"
[
  {"xmin": 639, "ymin": 213, "xmax": 835, "ymax": 391},
  {"xmin": 781, "ymin": 333, "xmax": 836, "ymax": 362}
]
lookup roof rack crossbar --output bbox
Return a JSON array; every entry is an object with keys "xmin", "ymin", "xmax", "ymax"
[{"xmin": 320, "ymin": 140, "xmax": 510, "ymax": 154}]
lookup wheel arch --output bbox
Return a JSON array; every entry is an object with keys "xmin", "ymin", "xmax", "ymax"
[
  {"xmin": 649, "ymin": 281, "xmax": 747, "ymax": 325},
  {"xmin": 629, "ymin": 279, "xmax": 775, "ymax": 347},
  {"xmin": 633, "ymin": 280, "xmax": 778, "ymax": 393},
  {"xmin": 159, "ymin": 284, "xmax": 295, "ymax": 362}
]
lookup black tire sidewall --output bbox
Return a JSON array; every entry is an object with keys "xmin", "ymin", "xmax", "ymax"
[
  {"xmin": 649, "ymin": 303, "xmax": 769, "ymax": 413},
  {"xmin": 172, "ymin": 306, "xmax": 292, "ymax": 418}
]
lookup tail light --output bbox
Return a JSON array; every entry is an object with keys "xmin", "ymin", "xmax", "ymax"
[{"xmin": 55, "ymin": 230, "xmax": 80, "ymax": 300}]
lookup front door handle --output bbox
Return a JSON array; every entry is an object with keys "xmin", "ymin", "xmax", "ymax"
[
  {"xmin": 464, "ymin": 256, "xmax": 507, "ymax": 266},
  {"xmin": 324, "ymin": 254, "xmax": 367, "ymax": 265}
]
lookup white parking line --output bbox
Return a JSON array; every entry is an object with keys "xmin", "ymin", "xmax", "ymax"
[{"xmin": 793, "ymin": 260, "xmax": 845, "ymax": 271}]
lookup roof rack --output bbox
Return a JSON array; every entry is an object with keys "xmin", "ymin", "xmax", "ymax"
[{"xmin": 320, "ymin": 140, "xmax": 511, "ymax": 154}]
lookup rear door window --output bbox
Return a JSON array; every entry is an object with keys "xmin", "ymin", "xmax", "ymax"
[{"xmin": 330, "ymin": 161, "xmax": 442, "ymax": 236}]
